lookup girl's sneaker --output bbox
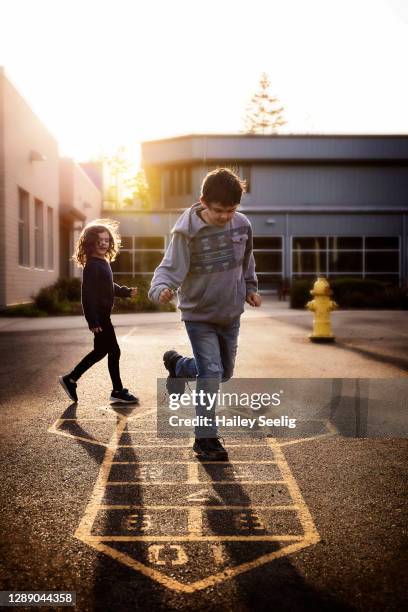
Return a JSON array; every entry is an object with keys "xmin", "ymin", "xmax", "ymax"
[
  {"xmin": 59, "ymin": 375, "xmax": 78, "ymax": 402},
  {"xmin": 110, "ymin": 388, "xmax": 139, "ymax": 404}
]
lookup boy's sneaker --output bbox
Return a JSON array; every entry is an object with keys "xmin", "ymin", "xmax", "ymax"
[
  {"xmin": 163, "ymin": 350, "xmax": 185, "ymax": 396},
  {"xmin": 59, "ymin": 375, "xmax": 78, "ymax": 403},
  {"xmin": 208, "ymin": 436, "xmax": 228, "ymax": 460},
  {"xmin": 193, "ymin": 437, "xmax": 228, "ymax": 461},
  {"xmin": 110, "ymin": 388, "xmax": 139, "ymax": 404}
]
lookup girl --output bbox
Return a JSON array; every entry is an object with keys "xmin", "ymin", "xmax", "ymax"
[{"xmin": 59, "ymin": 219, "xmax": 138, "ymax": 404}]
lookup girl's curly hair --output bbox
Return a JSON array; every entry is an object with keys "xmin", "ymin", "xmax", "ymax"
[{"xmin": 73, "ymin": 218, "xmax": 121, "ymax": 267}]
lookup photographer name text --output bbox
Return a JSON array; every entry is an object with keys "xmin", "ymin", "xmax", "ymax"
[{"xmin": 168, "ymin": 415, "xmax": 297, "ymax": 429}]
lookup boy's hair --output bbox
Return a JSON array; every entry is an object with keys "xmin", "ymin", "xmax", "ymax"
[
  {"xmin": 201, "ymin": 167, "xmax": 246, "ymax": 207},
  {"xmin": 73, "ymin": 218, "xmax": 121, "ymax": 267}
]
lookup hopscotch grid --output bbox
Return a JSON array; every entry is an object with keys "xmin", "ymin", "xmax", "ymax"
[
  {"xmin": 117, "ymin": 443, "xmax": 270, "ymax": 448},
  {"xmin": 82, "ymin": 535, "xmax": 304, "ymax": 542},
  {"xmin": 95, "ymin": 504, "xmax": 300, "ymax": 510},
  {"xmin": 56, "ymin": 408, "xmax": 321, "ymax": 593},
  {"xmin": 111, "ymin": 460, "xmax": 280, "ymax": 465},
  {"xmin": 105, "ymin": 480, "xmax": 287, "ymax": 486}
]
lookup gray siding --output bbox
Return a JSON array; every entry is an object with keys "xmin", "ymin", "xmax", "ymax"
[
  {"xmin": 244, "ymin": 165, "xmax": 408, "ymax": 210},
  {"xmin": 142, "ymin": 135, "xmax": 408, "ymax": 165}
]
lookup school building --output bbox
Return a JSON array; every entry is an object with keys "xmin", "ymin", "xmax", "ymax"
[
  {"xmin": 0, "ymin": 67, "xmax": 102, "ymax": 307},
  {"xmin": 107, "ymin": 134, "xmax": 408, "ymax": 292}
]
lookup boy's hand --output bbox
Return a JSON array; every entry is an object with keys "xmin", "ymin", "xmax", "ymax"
[
  {"xmin": 246, "ymin": 292, "xmax": 262, "ymax": 307},
  {"xmin": 91, "ymin": 326, "xmax": 103, "ymax": 333},
  {"xmin": 159, "ymin": 288, "xmax": 174, "ymax": 304},
  {"xmin": 130, "ymin": 287, "xmax": 138, "ymax": 298}
]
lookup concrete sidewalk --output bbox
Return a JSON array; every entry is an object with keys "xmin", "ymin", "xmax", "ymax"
[
  {"xmin": 1, "ymin": 297, "xmax": 406, "ymax": 377},
  {"xmin": 0, "ymin": 297, "xmax": 287, "ymax": 331}
]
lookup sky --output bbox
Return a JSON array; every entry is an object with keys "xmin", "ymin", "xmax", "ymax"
[{"xmin": 0, "ymin": 0, "xmax": 407, "ymax": 165}]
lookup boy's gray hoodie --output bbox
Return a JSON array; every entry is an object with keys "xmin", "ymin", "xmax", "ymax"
[{"xmin": 148, "ymin": 203, "xmax": 257, "ymax": 324}]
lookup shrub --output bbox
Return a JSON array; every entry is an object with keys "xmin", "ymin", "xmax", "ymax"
[
  {"xmin": 53, "ymin": 277, "xmax": 81, "ymax": 302},
  {"xmin": 112, "ymin": 275, "xmax": 176, "ymax": 313},
  {"xmin": 2, "ymin": 275, "xmax": 176, "ymax": 318},
  {"xmin": 290, "ymin": 277, "xmax": 407, "ymax": 309},
  {"xmin": 1, "ymin": 303, "xmax": 47, "ymax": 317},
  {"xmin": 290, "ymin": 279, "xmax": 313, "ymax": 309},
  {"xmin": 33, "ymin": 286, "xmax": 62, "ymax": 314}
]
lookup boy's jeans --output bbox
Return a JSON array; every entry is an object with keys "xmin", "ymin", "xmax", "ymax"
[{"xmin": 174, "ymin": 318, "xmax": 240, "ymax": 438}]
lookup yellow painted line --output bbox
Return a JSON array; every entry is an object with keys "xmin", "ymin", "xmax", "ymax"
[
  {"xmin": 277, "ymin": 419, "xmax": 339, "ymax": 447},
  {"xmin": 111, "ymin": 460, "xmax": 279, "ymax": 465},
  {"xmin": 105, "ymin": 480, "xmax": 286, "ymax": 486},
  {"xmin": 126, "ymin": 430, "xmax": 168, "ymax": 433},
  {"xmin": 121, "ymin": 430, "xmax": 159, "ymax": 434},
  {"xmin": 125, "ymin": 408, "xmax": 157, "ymax": 421},
  {"xmin": 265, "ymin": 438, "xmax": 320, "ymax": 546},
  {"xmin": 74, "ymin": 416, "xmax": 128, "ymax": 539},
  {"xmin": 188, "ymin": 508, "xmax": 203, "ymax": 536},
  {"xmin": 187, "ymin": 462, "xmax": 199, "ymax": 484},
  {"xmin": 278, "ymin": 432, "xmax": 337, "ymax": 447},
  {"xmin": 96, "ymin": 504, "xmax": 299, "ymax": 511},
  {"xmin": 87, "ymin": 539, "xmax": 317, "ymax": 593},
  {"xmin": 48, "ymin": 406, "xmax": 159, "ymax": 450},
  {"xmin": 82, "ymin": 535, "xmax": 304, "ymax": 542},
  {"xmin": 47, "ymin": 420, "xmax": 109, "ymax": 448},
  {"xmin": 119, "ymin": 326, "xmax": 139, "ymax": 343},
  {"xmin": 117, "ymin": 443, "xmax": 269, "ymax": 448},
  {"xmin": 57, "ymin": 418, "xmax": 118, "ymax": 422}
]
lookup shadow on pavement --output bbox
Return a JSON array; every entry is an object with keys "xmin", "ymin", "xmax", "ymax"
[
  {"xmin": 315, "ymin": 379, "xmax": 369, "ymax": 437},
  {"xmin": 334, "ymin": 341, "xmax": 408, "ymax": 373},
  {"xmin": 198, "ymin": 459, "xmax": 353, "ymax": 612},
  {"xmin": 269, "ymin": 313, "xmax": 408, "ymax": 373}
]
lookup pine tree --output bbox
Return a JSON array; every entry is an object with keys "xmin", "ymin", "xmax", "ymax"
[{"xmin": 244, "ymin": 73, "xmax": 286, "ymax": 134}]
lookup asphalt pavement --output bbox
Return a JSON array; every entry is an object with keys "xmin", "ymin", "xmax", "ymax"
[{"xmin": 0, "ymin": 300, "xmax": 407, "ymax": 611}]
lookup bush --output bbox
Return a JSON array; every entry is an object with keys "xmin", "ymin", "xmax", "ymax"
[
  {"xmin": 290, "ymin": 277, "xmax": 408, "ymax": 309},
  {"xmin": 113, "ymin": 275, "xmax": 176, "ymax": 313},
  {"xmin": 1, "ymin": 275, "xmax": 176, "ymax": 318},
  {"xmin": 32, "ymin": 277, "xmax": 82, "ymax": 315},
  {"xmin": 53, "ymin": 277, "xmax": 81, "ymax": 302},
  {"xmin": 0, "ymin": 303, "xmax": 47, "ymax": 317},
  {"xmin": 34, "ymin": 286, "xmax": 63, "ymax": 314},
  {"xmin": 290, "ymin": 280, "xmax": 312, "ymax": 309}
]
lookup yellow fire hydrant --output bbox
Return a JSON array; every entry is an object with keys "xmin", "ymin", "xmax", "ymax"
[{"xmin": 306, "ymin": 277, "xmax": 338, "ymax": 342}]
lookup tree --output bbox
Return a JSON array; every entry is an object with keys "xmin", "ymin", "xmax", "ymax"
[
  {"xmin": 243, "ymin": 73, "xmax": 286, "ymax": 134},
  {"xmin": 92, "ymin": 147, "xmax": 149, "ymax": 210},
  {"xmin": 124, "ymin": 168, "xmax": 152, "ymax": 210}
]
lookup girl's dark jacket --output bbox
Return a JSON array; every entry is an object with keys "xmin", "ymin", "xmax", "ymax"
[{"xmin": 82, "ymin": 256, "xmax": 131, "ymax": 329}]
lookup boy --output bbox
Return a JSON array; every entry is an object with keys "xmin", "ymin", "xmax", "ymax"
[
  {"xmin": 59, "ymin": 219, "xmax": 139, "ymax": 404},
  {"xmin": 149, "ymin": 168, "xmax": 261, "ymax": 460}
]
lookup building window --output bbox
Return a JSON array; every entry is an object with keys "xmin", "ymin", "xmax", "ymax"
[
  {"xmin": 168, "ymin": 166, "xmax": 192, "ymax": 196},
  {"xmin": 111, "ymin": 235, "xmax": 165, "ymax": 279},
  {"xmin": 34, "ymin": 199, "xmax": 44, "ymax": 268},
  {"xmin": 253, "ymin": 236, "xmax": 283, "ymax": 290},
  {"xmin": 47, "ymin": 206, "xmax": 54, "ymax": 269},
  {"xmin": 18, "ymin": 188, "xmax": 30, "ymax": 267},
  {"xmin": 292, "ymin": 235, "xmax": 400, "ymax": 283}
]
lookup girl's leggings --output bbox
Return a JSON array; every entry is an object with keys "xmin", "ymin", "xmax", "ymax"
[{"xmin": 69, "ymin": 318, "xmax": 123, "ymax": 391}]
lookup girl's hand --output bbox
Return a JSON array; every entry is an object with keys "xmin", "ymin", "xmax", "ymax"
[
  {"xmin": 91, "ymin": 326, "xmax": 103, "ymax": 333},
  {"xmin": 130, "ymin": 287, "xmax": 138, "ymax": 298}
]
